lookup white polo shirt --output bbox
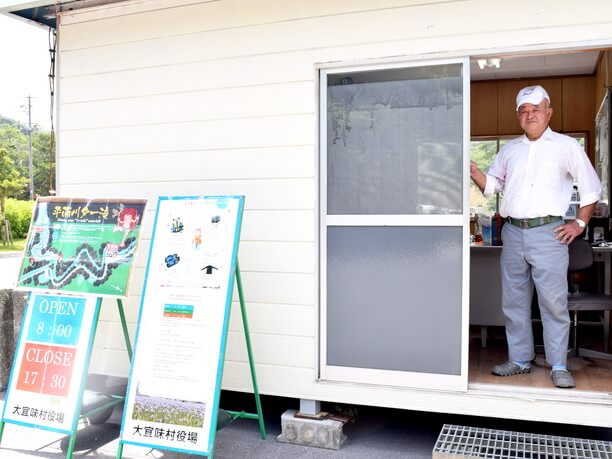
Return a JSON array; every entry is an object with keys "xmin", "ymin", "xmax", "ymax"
[{"xmin": 484, "ymin": 128, "xmax": 601, "ymax": 219}]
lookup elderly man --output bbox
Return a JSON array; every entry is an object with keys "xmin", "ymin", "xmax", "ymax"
[{"xmin": 470, "ymin": 85, "xmax": 601, "ymax": 389}]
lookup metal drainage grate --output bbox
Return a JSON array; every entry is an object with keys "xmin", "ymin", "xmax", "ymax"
[{"xmin": 433, "ymin": 424, "xmax": 612, "ymax": 459}]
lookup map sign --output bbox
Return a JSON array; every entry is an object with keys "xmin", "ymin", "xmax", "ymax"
[
  {"xmin": 2, "ymin": 293, "xmax": 100, "ymax": 434},
  {"xmin": 17, "ymin": 197, "xmax": 147, "ymax": 297},
  {"xmin": 120, "ymin": 196, "xmax": 244, "ymax": 456}
]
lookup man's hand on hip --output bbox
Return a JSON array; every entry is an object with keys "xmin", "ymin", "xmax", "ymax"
[{"xmin": 554, "ymin": 221, "xmax": 584, "ymax": 244}]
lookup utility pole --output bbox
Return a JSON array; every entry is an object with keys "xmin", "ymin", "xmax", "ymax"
[{"xmin": 26, "ymin": 95, "xmax": 34, "ymax": 200}]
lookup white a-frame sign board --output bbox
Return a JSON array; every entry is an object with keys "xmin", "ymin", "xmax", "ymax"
[
  {"xmin": 118, "ymin": 195, "xmax": 264, "ymax": 458},
  {"xmin": 1, "ymin": 294, "xmax": 100, "ymax": 434}
]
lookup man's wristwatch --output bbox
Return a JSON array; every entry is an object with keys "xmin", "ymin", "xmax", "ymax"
[{"xmin": 575, "ymin": 218, "xmax": 586, "ymax": 229}]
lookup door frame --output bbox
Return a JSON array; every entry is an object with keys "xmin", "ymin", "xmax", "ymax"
[{"xmin": 318, "ymin": 56, "xmax": 471, "ymax": 392}]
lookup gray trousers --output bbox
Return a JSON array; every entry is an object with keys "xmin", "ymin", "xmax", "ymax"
[{"xmin": 500, "ymin": 220, "xmax": 570, "ymax": 367}]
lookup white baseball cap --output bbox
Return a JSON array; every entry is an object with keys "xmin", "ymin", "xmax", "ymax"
[{"xmin": 516, "ymin": 85, "xmax": 550, "ymax": 110}]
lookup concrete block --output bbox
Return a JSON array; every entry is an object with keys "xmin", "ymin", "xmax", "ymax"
[{"xmin": 277, "ymin": 409, "xmax": 347, "ymax": 450}]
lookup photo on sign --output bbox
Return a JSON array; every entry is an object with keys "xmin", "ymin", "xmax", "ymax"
[
  {"xmin": 132, "ymin": 393, "xmax": 206, "ymax": 428},
  {"xmin": 17, "ymin": 198, "xmax": 146, "ymax": 296}
]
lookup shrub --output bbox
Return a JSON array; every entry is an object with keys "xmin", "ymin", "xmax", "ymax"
[{"xmin": 5, "ymin": 199, "xmax": 35, "ymax": 238}]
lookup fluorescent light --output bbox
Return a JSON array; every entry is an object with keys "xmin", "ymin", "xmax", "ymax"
[{"xmin": 477, "ymin": 58, "xmax": 501, "ymax": 70}]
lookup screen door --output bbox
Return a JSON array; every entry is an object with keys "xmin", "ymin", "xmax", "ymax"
[{"xmin": 320, "ymin": 58, "xmax": 470, "ymax": 391}]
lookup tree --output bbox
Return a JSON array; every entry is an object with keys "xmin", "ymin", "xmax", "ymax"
[
  {"xmin": 0, "ymin": 125, "xmax": 28, "ymax": 182},
  {"xmin": 0, "ymin": 117, "xmax": 56, "ymax": 198},
  {"xmin": 32, "ymin": 130, "xmax": 56, "ymax": 196},
  {"xmin": 0, "ymin": 147, "xmax": 29, "ymax": 244}
]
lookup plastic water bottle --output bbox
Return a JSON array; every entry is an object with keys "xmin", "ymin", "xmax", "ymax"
[{"xmin": 492, "ymin": 211, "xmax": 504, "ymax": 246}]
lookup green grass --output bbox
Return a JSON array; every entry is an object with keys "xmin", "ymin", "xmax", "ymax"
[{"xmin": 0, "ymin": 237, "xmax": 26, "ymax": 253}]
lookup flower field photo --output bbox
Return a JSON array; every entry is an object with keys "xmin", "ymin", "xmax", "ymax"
[{"xmin": 132, "ymin": 393, "xmax": 206, "ymax": 428}]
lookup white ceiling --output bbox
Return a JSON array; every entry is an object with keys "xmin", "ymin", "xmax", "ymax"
[{"xmin": 470, "ymin": 50, "xmax": 601, "ymax": 81}]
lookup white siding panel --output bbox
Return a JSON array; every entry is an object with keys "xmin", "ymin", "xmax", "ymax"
[
  {"xmin": 60, "ymin": 4, "xmax": 436, "ymax": 74},
  {"xmin": 59, "ymin": 149, "xmax": 315, "ymax": 181},
  {"xmin": 125, "ymin": 267, "xmax": 145, "ymax": 301},
  {"xmin": 59, "ymin": 0, "xmax": 450, "ymax": 36},
  {"xmin": 55, "ymin": 184, "xmax": 152, "ymax": 202},
  {"xmin": 90, "ymin": 348, "xmax": 132, "ymax": 376},
  {"xmin": 59, "ymin": 0, "xmax": 612, "ymax": 76},
  {"xmin": 60, "ymin": 52, "xmax": 315, "ymax": 103},
  {"xmin": 61, "ymin": 81, "xmax": 315, "ymax": 129},
  {"xmin": 228, "ymin": 302, "xmax": 315, "ymax": 336},
  {"xmin": 233, "ymin": 271, "xmax": 315, "ymax": 306},
  {"xmin": 241, "ymin": 210, "xmax": 315, "ymax": 242},
  {"xmin": 238, "ymin": 241, "xmax": 315, "ymax": 273},
  {"xmin": 99, "ymin": 296, "xmax": 141, "ymax": 323},
  {"xmin": 93, "ymin": 320, "xmax": 136, "ymax": 350},
  {"xmin": 59, "ymin": 115, "xmax": 314, "ymax": 156},
  {"xmin": 60, "ymin": 179, "xmax": 315, "ymax": 211},
  {"xmin": 225, "ymin": 332, "xmax": 314, "ymax": 368},
  {"xmin": 222, "ymin": 362, "xmax": 317, "ymax": 397},
  {"xmin": 132, "ymin": 238, "xmax": 151, "ymax": 269},
  {"xmin": 60, "ymin": 16, "xmax": 383, "ymax": 76}
]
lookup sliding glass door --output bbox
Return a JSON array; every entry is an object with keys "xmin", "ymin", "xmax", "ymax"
[{"xmin": 320, "ymin": 58, "xmax": 470, "ymax": 391}]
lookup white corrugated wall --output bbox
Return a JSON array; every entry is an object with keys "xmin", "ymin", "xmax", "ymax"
[{"xmin": 56, "ymin": 0, "xmax": 612, "ymax": 425}]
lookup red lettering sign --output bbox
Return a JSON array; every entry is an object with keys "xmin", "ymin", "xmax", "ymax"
[{"xmin": 16, "ymin": 343, "xmax": 76, "ymax": 397}]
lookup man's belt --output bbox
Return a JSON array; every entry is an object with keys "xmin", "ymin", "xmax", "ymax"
[{"xmin": 507, "ymin": 215, "xmax": 563, "ymax": 229}]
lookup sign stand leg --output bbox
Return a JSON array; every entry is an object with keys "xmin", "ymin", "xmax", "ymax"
[
  {"xmin": 225, "ymin": 262, "xmax": 266, "ymax": 440},
  {"xmin": 117, "ymin": 299, "xmax": 133, "ymax": 361},
  {"xmin": 67, "ymin": 299, "xmax": 132, "ymax": 459},
  {"xmin": 64, "ymin": 298, "xmax": 103, "ymax": 459},
  {"xmin": 114, "ymin": 298, "xmax": 133, "ymax": 459},
  {"xmin": 65, "ymin": 430, "xmax": 78, "ymax": 459}
]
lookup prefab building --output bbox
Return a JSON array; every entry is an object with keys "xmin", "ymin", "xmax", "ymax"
[{"xmin": 3, "ymin": 0, "xmax": 612, "ymax": 428}]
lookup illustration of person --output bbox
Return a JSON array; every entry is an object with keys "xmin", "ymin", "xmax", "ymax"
[
  {"xmin": 193, "ymin": 228, "xmax": 202, "ymax": 250},
  {"xmin": 113, "ymin": 207, "xmax": 140, "ymax": 247}
]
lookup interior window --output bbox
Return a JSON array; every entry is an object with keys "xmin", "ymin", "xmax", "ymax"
[{"xmin": 469, "ymin": 138, "xmax": 504, "ymax": 216}]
